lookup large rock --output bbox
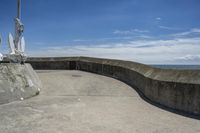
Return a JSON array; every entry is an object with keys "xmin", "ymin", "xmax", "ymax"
[{"xmin": 0, "ymin": 63, "xmax": 41, "ymax": 104}]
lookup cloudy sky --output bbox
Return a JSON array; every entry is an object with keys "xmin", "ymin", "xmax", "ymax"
[{"xmin": 0, "ymin": 0, "xmax": 200, "ymax": 64}]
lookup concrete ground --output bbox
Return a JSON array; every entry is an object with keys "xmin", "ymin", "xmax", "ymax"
[{"xmin": 0, "ymin": 70, "xmax": 199, "ymax": 133}]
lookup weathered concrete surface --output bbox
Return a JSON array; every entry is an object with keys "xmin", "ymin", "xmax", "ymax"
[
  {"xmin": 0, "ymin": 70, "xmax": 199, "ymax": 133},
  {"xmin": 26, "ymin": 57, "xmax": 200, "ymax": 84},
  {"xmin": 0, "ymin": 63, "xmax": 41, "ymax": 104},
  {"xmin": 25, "ymin": 57, "xmax": 200, "ymax": 115}
]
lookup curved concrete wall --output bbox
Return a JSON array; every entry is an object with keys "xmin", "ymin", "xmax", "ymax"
[{"xmin": 26, "ymin": 57, "xmax": 200, "ymax": 115}]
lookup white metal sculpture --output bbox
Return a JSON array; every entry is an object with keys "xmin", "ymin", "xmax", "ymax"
[{"xmin": 8, "ymin": 0, "xmax": 26, "ymax": 63}]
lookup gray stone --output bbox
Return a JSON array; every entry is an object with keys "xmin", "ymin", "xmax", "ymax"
[{"xmin": 0, "ymin": 63, "xmax": 41, "ymax": 104}]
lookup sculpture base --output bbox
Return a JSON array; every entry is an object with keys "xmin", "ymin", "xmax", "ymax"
[
  {"xmin": 0, "ymin": 63, "xmax": 41, "ymax": 104},
  {"xmin": 7, "ymin": 54, "xmax": 27, "ymax": 63}
]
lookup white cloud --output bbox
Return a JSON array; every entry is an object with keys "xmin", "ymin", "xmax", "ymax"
[
  {"xmin": 156, "ymin": 17, "xmax": 162, "ymax": 21},
  {"xmin": 28, "ymin": 37, "xmax": 200, "ymax": 64},
  {"xmin": 113, "ymin": 30, "xmax": 132, "ymax": 35},
  {"xmin": 159, "ymin": 26, "xmax": 180, "ymax": 30},
  {"xmin": 133, "ymin": 29, "xmax": 149, "ymax": 33},
  {"xmin": 191, "ymin": 28, "xmax": 200, "ymax": 32},
  {"xmin": 172, "ymin": 31, "xmax": 191, "ymax": 36},
  {"xmin": 72, "ymin": 39, "xmax": 88, "ymax": 42},
  {"xmin": 172, "ymin": 28, "xmax": 200, "ymax": 37},
  {"xmin": 113, "ymin": 29, "xmax": 149, "ymax": 35},
  {"xmin": 174, "ymin": 55, "xmax": 200, "ymax": 61}
]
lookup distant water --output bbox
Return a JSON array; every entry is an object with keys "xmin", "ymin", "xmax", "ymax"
[{"xmin": 152, "ymin": 65, "xmax": 200, "ymax": 70}]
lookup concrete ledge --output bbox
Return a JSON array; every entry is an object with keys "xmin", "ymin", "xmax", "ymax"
[
  {"xmin": 0, "ymin": 63, "xmax": 41, "ymax": 104},
  {"xmin": 26, "ymin": 57, "xmax": 200, "ymax": 115}
]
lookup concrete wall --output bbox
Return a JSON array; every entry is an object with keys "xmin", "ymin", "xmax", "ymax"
[{"xmin": 26, "ymin": 57, "xmax": 200, "ymax": 115}]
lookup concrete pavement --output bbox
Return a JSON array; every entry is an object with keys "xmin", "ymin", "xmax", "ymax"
[{"xmin": 0, "ymin": 70, "xmax": 199, "ymax": 133}]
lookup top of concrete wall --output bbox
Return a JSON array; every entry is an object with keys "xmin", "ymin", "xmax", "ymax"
[{"xmin": 25, "ymin": 56, "xmax": 200, "ymax": 84}]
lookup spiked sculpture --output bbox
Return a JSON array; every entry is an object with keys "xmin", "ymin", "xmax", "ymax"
[
  {"xmin": 0, "ymin": 0, "xmax": 41, "ymax": 104},
  {"xmin": 8, "ymin": 0, "xmax": 26, "ymax": 63}
]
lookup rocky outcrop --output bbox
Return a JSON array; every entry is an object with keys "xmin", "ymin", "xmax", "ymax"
[{"xmin": 0, "ymin": 63, "xmax": 41, "ymax": 104}]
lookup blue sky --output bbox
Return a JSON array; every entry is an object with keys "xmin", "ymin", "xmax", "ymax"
[{"xmin": 0, "ymin": 0, "xmax": 200, "ymax": 64}]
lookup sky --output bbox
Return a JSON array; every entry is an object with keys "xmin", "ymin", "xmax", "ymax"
[{"xmin": 0, "ymin": 0, "xmax": 200, "ymax": 64}]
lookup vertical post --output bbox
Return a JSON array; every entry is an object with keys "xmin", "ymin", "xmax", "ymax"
[
  {"xmin": 17, "ymin": 0, "xmax": 21, "ymax": 19},
  {"xmin": 15, "ymin": 0, "xmax": 22, "ymax": 51}
]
